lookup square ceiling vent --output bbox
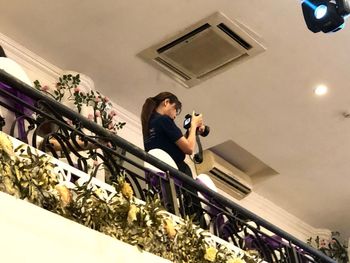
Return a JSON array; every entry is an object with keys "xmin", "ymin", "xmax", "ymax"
[{"xmin": 138, "ymin": 12, "xmax": 266, "ymax": 88}]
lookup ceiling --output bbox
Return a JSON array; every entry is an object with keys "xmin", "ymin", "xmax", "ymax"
[{"xmin": 1, "ymin": 1, "xmax": 350, "ymax": 239}]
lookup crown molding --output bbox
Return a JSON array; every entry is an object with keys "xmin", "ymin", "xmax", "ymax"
[{"xmin": 0, "ymin": 32, "xmax": 61, "ymax": 78}]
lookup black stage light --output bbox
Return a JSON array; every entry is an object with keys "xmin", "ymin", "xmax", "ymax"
[{"xmin": 301, "ymin": 0, "xmax": 350, "ymax": 33}]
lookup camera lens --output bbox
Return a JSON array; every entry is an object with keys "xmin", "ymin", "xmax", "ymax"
[{"xmin": 201, "ymin": 126, "xmax": 210, "ymax": 137}]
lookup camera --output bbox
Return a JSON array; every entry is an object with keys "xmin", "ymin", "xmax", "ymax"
[{"xmin": 183, "ymin": 113, "xmax": 210, "ymax": 137}]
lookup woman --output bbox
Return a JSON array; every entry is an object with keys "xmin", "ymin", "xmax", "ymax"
[
  {"xmin": 141, "ymin": 91, "xmax": 203, "ymax": 175},
  {"xmin": 141, "ymin": 92, "xmax": 204, "ymax": 222}
]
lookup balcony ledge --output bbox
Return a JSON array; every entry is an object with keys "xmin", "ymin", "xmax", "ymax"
[{"xmin": 0, "ymin": 191, "xmax": 171, "ymax": 263}]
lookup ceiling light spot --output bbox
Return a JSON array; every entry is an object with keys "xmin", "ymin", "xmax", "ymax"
[
  {"xmin": 314, "ymin": 5, "xmax": 328, "ymax": 20},
  {"xmin": 314, "ymin": 85, "xmax": 328, "ymax": 96}
]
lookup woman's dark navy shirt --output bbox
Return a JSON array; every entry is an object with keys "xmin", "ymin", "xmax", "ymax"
[{"xmin": 144, "ymin": 112, "xmax": 185, "ymax": 164}]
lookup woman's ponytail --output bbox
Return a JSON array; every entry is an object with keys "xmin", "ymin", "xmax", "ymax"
[
  {"xmin": 141, "ymin": 97, "xmax": 157, "ymax": 138},
  {"xmin": 140, "ymin": 92, "xmax": 182, "ymax": 139}
]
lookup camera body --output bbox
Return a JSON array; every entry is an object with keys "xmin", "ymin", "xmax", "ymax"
[{"xmin": 183, "ymin": 113, "xmax": 210, "ymax": 137}]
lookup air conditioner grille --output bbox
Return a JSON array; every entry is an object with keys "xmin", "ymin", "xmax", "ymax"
[
  {"xmin": 157, "ymin": 23, "xmax": 211, "ymax": 54},
  {"xmin": 210, "ymin": 167, "xmax": 251, "ymax": 195},
  {"xmin": 217, "ymin": 23, "xmax": 252, "ymax": 50},
  {"xmin": 197, "ymin": 53, "xmax": 248, "ymax": 79},
  {"xmin": 161, "ymin": 26, "xmax": 244, "ymax": 77},
  {"xmin": 154, "ymin": 57, "xmax": 191, "ymax": 80},
  {"xmin": 138, "ymin": 12, "xmax": 266, "ymax": 88}
]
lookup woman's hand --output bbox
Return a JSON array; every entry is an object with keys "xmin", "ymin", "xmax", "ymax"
[
  {"xmin": 191, "ymin": 112, "xmax": 203, "ymax": 129},
  {"xmin": 198, "ymin": 125, "xmax": 206, "ymax": 134},
  {"xmin": 175, "ymin": 112, "xmax": 204, "ymax": 155}
]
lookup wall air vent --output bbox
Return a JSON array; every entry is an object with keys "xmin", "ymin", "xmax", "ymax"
[
  {"xmin": 209, "ymin": 167, "xmax": 252, "ymax": 196},
  {"xmin": 138, "ymin": 12, "xmax": 266, "ymax": 88}
]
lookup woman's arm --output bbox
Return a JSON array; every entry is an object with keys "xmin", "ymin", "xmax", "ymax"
[{"xmin": 175, "ymin": 113, "xmax": 203, "ymax": 155}]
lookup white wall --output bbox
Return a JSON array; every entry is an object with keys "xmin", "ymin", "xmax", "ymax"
[{"xmin": 235, "ymin": 192, "xmax": 331, "ymax": 242}]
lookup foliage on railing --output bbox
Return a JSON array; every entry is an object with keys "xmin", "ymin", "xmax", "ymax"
[
  {"xmin": 307, "ymin": 232, "xmax": 349, "ymax": 263},
  {"xmin": 34, "ymin": 73, "xmax": 125, "ymax": 134},
  {"xmin": 0, "ymin": 132, "xmax": 261, "ymax": 263},
  {"xmin": 31, "ymin": 73, "xmax": 128, "ymax": 182}
]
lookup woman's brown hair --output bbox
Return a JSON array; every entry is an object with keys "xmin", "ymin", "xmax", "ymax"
[
  {"xmin": 0, "ymin": 46, "xmax": 7, "ymax": 57},
  {"xmin": 141, "ymin": 92, "xmax": 182, "ymax": 138}
]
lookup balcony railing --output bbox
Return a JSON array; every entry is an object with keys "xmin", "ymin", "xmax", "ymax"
[{"xmin": 0, "ymin": 69, "xmax": 336, "ymax": 263}]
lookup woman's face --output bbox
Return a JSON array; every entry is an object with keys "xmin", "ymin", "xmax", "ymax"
[{"xmin": 164, "ymin": 100, "xmax": 179, "ymax": 120}]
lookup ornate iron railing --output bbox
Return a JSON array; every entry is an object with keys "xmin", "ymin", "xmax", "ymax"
[{"xmin": 0, "ymin": 69, "xmax": 336, "ymax": 263}]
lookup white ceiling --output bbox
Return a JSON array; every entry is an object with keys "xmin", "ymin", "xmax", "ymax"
[{"xmin": 1, "ymin": 0, "xmax": 350, "ymax": 239}]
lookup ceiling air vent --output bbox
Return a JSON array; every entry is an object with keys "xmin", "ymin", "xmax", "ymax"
[{"xmin": 138, "ymin": 12, "xmax": 266, "ymax": 88}]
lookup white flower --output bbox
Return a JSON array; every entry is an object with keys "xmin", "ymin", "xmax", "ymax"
[
  {"xmin": 146, "ymin": 219, "xmax": 153, "ymax": 227},
  {"xmin": 94, "ymin": 188, "xmax": 108, "ymax": 200}
]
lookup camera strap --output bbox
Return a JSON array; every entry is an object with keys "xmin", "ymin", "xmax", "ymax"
[{"xmin": 193, "ymin": 133, "xmax": 203, "ymax": 164}]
